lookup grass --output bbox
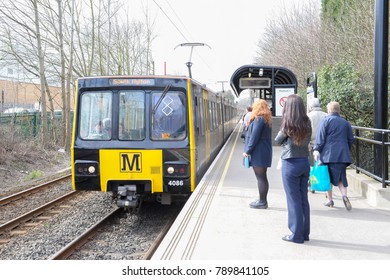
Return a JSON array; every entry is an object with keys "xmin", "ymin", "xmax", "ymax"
[{"xmin": 24, "ymin": 170, "xmax": 44, "ymax": 181}]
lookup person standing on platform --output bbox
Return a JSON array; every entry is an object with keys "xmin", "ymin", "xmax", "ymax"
[
  {"xmin": 275, "ymin": 94, "xmax": 312, "ymax": 243},
  {"xmin": 313, "ymin": 101, "xmax": 354, "ymax": 211},
  {"xmin": 307, "ymin": 98, "xmax": 327, "ymax": 166},
  {"xmin": 243, "ymin": 100, "xmax": 272, "ymax": 209},
  {"xmin": 243, "ymin": 106, "xmax": 252, "ymax": 128},
  {"xmin": 241, "ymin": 106, "xmax": 252, "ymax": 140}
]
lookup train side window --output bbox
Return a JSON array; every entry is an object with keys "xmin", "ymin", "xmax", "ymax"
[
  {"xmin": 217, "ymin": 101, "xmax": 221, "ymax": 125},
  {"xmin": 211, "ymin": 101, "xmax": 217, "ymax": 130},
  {"xmin": 79, "ymin": 91, "xmax": 112, "ymax": 140},
  {"xmin": 209, "ymin": 101, "xmax": 213, "ymax": 131},
  {"xmin": 151, "ymin": 91, "xmax": 186, "ymax": 140},
  {"xmin": 198, "ymin": 97, "xmax": 204, "ymax": 136},
  {"xmin": 119, "ymin": 90, "xmax": 145, "ymax": 141},
  {"xmin": 203, "ymin": 98, "xmax": 209, "ymax": 132}
]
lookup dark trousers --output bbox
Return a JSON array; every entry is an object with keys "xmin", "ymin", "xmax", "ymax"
[{"xmin": 281, "ymin": 157, "xmax": 310, "ymax": 242}]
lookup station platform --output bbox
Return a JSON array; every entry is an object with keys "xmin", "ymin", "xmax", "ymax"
[{"xmin": 152, "ymin": 127, "xmax": 390, "ymax": 260}]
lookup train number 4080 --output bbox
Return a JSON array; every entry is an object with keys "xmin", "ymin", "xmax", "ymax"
[{"xmin": 167, "ymin": 180, "xmax": 184, "ymax": 186}]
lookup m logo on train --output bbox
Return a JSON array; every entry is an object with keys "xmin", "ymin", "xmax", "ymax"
[{"xmin": 120, "ymin": 153, "xmax": 141, "ymax": 173}]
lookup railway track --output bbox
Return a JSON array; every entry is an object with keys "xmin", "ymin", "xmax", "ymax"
[
  {"xmin": 50, "ymin": 204, "xmax": 181, "ymax": 260},
  {"xmin": 0, "ymin": 173, "xmax": 76, "ymax": 243},
  {"xmin": 50, "ymin": 208, "xmax": 122, "ymax": 260},
  {"xmin": 0, "ymin": 170, "xmax": 183, "ymax": 260},
  {"xmin": 0, "ymin": 174, "xmax": 72, "ymax": 224},
  {"xmin": 0, "ymin": 174, "xmax": 71, "ymax": 207},
  {"xmin": 0, "ymin": 191, "xmax": 78, "ymax": 244},
  {"xmin": 142, "ymin": 214, "xmax": 177, "ymax": 260}
]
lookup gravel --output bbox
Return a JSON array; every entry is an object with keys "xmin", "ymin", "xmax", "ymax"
[{"xmin": 0, "ymin": 189, "xmax": 183, "ymax": 260}]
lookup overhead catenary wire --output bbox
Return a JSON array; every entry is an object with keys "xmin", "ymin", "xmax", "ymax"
[
  {"xmin": 151, "ymin": 0, "xmax": 214, "ymax": 78},
  {"xmin": 164, "ymin": 0, "xmax": 194, "ymax": 42},
  {"xmin": 152, "ymin": 0, "xmax": 190, "ymax": 43}
]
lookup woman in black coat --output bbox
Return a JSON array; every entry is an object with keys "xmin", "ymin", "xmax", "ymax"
[
  {"xmin": 243, "ymin": 99, "xmax": 272, "ymax": 209},
  {"xmin": 313, "ymin": 101, "xmax": 354, "ymax": 210}
]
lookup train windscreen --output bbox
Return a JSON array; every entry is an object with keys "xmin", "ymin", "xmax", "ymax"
[
  {"xmin": 151, "ymin": 90, "xmax": 186, "ymax": 140},
  {"xmin": 119, "ymin": 91, "xmax": 145, "ymax": 140},
  {"xmin": 79, "ymin": 91, "xmax": 112, "ymax": 140}
]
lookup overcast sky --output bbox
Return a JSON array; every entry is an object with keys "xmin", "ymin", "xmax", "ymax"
[{"xmin": 126, "ymin": 0, "xmax": 313, "ymax": 92}]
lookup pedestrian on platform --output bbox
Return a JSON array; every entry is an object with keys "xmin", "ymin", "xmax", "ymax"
[
  {"xmin": 241, "ymin": 106, "xmax": 252, "ymax": 140},
  {"xmin": 275, "ymin": 94, "xmax": 311, "ymax": 243},
  {"xmin": 243, "ymin": 106, "xmax": 252, "ymax": 128},
  {"xmin": 307, "ymin": 98, "xmax": 327, "ymax": 166},
  {"xmin": 243, "ymin": 99, "xmax": 272, "ymax": 209},
  {"xmin": 313, "ymin": 101, "xmax": 354, "ymax": 211}
]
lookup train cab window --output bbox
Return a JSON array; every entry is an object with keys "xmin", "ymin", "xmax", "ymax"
[
  {"xmin": 119, "ymin": 91, "xmax": 145, "ymax": 141},
  {"xmin": 151, "ymin": 91, "xmax": 186, "ymax": 140},
  {"xmin": 79, "ymin": 91, "xmax": 112, "ymax": 140}
]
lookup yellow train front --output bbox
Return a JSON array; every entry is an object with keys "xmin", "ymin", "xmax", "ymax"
[{"xmin": 71, "ymin": 76, "xmax": 237, "ymax": 209}]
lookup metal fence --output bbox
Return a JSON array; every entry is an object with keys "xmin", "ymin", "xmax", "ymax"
[
  {"xmin": 0, "ymin": 111, "xmax": 73, "ymax": 138},
  {"xmin": 351, "ymin": 126, "xmax": 390, "ymax": 188}
]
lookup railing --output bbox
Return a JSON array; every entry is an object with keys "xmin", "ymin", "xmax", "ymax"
[
  {"xmin": 0, "ymin": 111, "xmax": 73, "ymax": 138},
  {"xmin": 351, "ymin": 126, "xmax": 390, "ymax": 188}
]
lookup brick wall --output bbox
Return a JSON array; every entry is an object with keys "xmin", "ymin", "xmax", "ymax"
[{"xmin": 0, "ymin": 79, "xmax": 72, "ymax": 111}]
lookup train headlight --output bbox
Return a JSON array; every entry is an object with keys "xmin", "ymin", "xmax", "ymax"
[
  {"xmin": 74, "ymin": 160, "xmax": 99, "ymax": 176},
  {"xmin": 88, "ymin": 166, "xmax": 96, "ymax": 174},
  {"xmin": 164, "ymin": 161, "xmax": 189, "ymax": 177}
]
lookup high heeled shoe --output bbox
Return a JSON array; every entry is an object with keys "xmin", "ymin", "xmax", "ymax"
[
  {"xmin": 324, "ymin": 200, "xmax": 334, "ymax": 207},
  {"xmin": 342, "ymin": 196, "xmax": 352, "ymax": 211}
]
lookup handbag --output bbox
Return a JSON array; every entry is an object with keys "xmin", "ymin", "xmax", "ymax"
[
  {"xmin": 243, "ymin": 156, "xmax": 251, "ymax": 168},
  {"xmin": 310, "ymin": 161, "xmax": 331, "ymax": 192}
]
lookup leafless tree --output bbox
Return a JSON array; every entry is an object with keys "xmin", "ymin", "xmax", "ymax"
[
  {"xmin": 320, "ymin": 0, "xmax": 375, "ymax": 80},
  {"xmin": 255, "ymin": 1, "xmax": 321, "ymax": 85},
  {"xmin": 32, "ymin": 0, "xmax": 49, "ymax": 144},
  {"xmin": 0, "ymin": 0, "xmax": 156, "ymax": 150},
  {"xmin": 0, "ymin": 0, "xmax": 50, "ymax": 142},
  {"xmin": 255, "ymin": 0, "xmax": 375, "ymax": 93}
]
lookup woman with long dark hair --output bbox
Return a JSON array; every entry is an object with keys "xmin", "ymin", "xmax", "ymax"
[
  {"xmin": 275, "ymin": 94, "xmax": 312, "ymax": 243},
  {"xmin": 243, "ymin": 99, "xmax": 272, "ymax": 209}
]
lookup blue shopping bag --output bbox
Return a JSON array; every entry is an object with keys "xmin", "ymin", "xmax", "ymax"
[
  {"xmin": 310, "ymin": 161, "xmax": 331, "ymax": 192},
  {"xmin": 243, "ymin": 156, "xmax": 251, "ymax": 168}
]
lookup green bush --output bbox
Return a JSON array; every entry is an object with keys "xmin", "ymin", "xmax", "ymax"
[{"xmin": 317, "ymin": 62, "xmax": 374, "ymax": 126}]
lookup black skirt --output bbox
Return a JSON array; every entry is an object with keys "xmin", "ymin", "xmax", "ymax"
[{"xmin": 327, "ymin": 163, "xmax": 349, "ymax": 187}]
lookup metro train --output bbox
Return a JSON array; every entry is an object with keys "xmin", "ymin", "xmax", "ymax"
[{"xmin": 71, "ymin": 75, "xmax": 238, "ymax": 210}]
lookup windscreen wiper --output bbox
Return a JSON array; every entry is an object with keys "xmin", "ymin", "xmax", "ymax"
[{"xmin": 152, "ymin": 84, "xmax": 172, "ymax": 115}]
